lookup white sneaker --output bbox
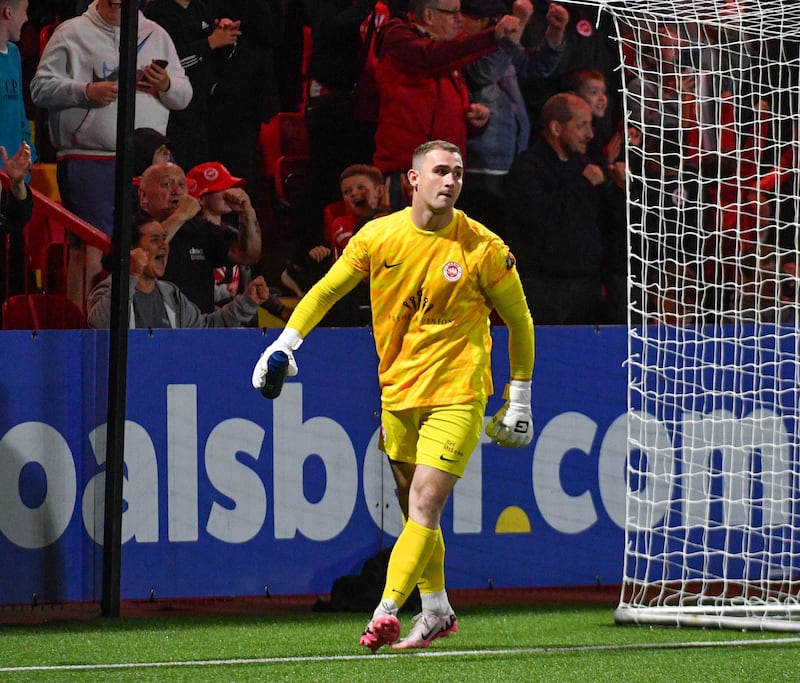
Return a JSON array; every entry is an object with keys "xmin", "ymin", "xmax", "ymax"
[{"xmin": 391, "ymin": 610, "xmax": 458, "ymax": 650}]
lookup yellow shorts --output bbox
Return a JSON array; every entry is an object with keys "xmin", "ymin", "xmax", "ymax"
[{"xmin": 379, "ymin": 401, "xmax": 485, "ymax": 478}]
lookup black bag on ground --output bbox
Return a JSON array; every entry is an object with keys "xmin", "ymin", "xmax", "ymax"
[{"xmin": 314, "ymin": 547, "xmax": 421, "ymax": 613}]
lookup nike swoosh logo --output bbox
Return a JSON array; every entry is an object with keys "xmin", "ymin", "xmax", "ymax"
[
  {"xmin": 97, "ymin": 32, "xmax": 153, "ymax": 82},
  {"xmin": 420, "ymin": 626, "xmax": 438, "ymax": 640},
  {"xmin": 420, "ymin": 613, "xmax": 455, "ymax": 641},
  {"xmin": 384, "ymin": 261, "xmax": 402, "ymax": 269},
  {"xmin": 439, "ymin": 455, "xmax": 458, "ymax": 463}
]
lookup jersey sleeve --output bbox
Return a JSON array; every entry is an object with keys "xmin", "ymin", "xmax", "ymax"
[{"xmin": 485, "ymin": 249, "xmax": 535, "ymax": 381}]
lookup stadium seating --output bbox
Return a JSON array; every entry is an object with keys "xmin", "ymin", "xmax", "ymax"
[
  {"xmin": 258, "ymin": 111, "xmax": 310, "ymax": 204},
  {"xmin": 1, "ymin": 169, "xmax": 111, "ymax": 321},
  {"xmin": 2, "ymin": 292, "xmax": 85, "ymax": 330},
  {"xmin": 39, "ymin": 20, "xmax": 59, "ymax": 56}
]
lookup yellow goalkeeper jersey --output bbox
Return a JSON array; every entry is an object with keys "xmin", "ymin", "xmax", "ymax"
[{"xmin": 336, "ymin": 207, "xmax": 523, "ymax": 410}]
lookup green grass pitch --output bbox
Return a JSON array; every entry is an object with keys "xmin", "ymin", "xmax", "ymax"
[{"xmin": 0, "ymin": 601, "xmax": 798, "ymax": 682}]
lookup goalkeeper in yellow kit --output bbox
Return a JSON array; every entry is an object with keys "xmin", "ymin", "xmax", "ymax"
[{"xmin": 252, "ymin": 139, "xmax": 535, "ymax": 651}]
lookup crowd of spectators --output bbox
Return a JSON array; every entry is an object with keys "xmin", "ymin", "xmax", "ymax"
[{"xmin": 9, "ymin": 0, "xmax": 796, "ymax": 328}]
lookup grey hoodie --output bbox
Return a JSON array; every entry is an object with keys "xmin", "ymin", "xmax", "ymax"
[
  {"xmin": 87, "ymin": 275, "xmax": 258, "ymax": 329},
  {"xmin": 31, "ymin": 1, "xmax": 192, "ymax": 156}
]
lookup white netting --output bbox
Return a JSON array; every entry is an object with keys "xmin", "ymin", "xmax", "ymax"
[{"xmin": 576, "ymin": 0, "xmax": 800, "ymax": 630}]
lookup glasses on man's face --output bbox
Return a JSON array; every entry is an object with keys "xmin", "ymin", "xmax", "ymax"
[{"xmin": 431, "ymin": 6, "xmax": 462, "ymax": 15}]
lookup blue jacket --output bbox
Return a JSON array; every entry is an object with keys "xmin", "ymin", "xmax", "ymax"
[{"xmin": 464, "ymin": 39, "xmax": 562, "ymax": 172}]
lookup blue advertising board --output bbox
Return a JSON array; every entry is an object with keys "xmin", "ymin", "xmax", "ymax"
[{"xmin": 0, "ymin": 326, "xmax": 628, "ymax": 604}]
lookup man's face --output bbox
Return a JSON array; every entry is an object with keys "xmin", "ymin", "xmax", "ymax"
[
  {"xmin": 409, "ymin": 147, "xmax": 463, "ymax": 214},
  {"xmin": 139, "ymin": 164, "xmax": 187, "ymax": 221},
  {"xmin": 557, "ymin": 101, "xmax": 595, "ymax": 156},
  {"xmin": 4, "ymin": 0, "xmax": 28, "ymax": 42},
  {"xmin": 577, "ymin": 78, "xmax": 608, "ymax": 119},
  {"xmin": 199, "ymin": 189, "xmax": 233, "ymax": 217},
  {"xmin": 96, "ymin": 0, "xmax": 122, "ymax": 26},
  {"xmin": 135, "ymin": 221, "xmax": 169, "ymax": 279},
  {"xmin": 340, "ymin": 174, "xmax": 383, "ymax": 220},
  {"xmin": 426, "ymin": 2, "xmax": 463, "ymax": 41}
]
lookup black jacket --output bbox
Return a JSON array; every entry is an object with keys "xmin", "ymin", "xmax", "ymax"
[
  {"xmin": 0, "ymin": 186, "xmax": 34, "ymax": 307},
  {"xmin": 506, "ymin": 136, "xmax": 605, "ymax": 278}
]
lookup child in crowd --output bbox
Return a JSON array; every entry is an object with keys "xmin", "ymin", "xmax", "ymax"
[
  {"xmin": 563, "ymin": 67, "xmax": 625, "ymax": 169},
  {"xmin": 327, "ymin": 164, "xmax": 391, "ymax": 260},
  {"xmin": 281, "ymin": 163, "xmax": 389, "ymax": 297},
  {"xmin": 186, "ymin": 160, "xmax": 291, "ymax": 322},
  {"xmin": 280, "ymin": 163, "xmax": 390, "ymax": 326}
]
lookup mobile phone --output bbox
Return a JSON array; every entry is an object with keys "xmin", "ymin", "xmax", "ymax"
[{"xmin": 154, "ymin": 59, "xmax": 168, "ymax": 68}]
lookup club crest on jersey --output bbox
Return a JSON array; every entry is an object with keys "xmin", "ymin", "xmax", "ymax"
[{"xmin": 443, "ymin": 261, "xmax": 462, "ymax": 282}]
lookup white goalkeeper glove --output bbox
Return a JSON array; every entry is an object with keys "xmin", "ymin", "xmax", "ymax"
[
  {"xmin": 485, "ymin": 380, "xmax": 534, "ymax": 448},
  {"xmin": 251, "ymin": 327, "xmax": 303, "ymax": 398}
]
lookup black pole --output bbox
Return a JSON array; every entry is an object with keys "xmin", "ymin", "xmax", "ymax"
[{"xmin": 101, "ymin": 0, "xmax": 138, "ymax": 618}]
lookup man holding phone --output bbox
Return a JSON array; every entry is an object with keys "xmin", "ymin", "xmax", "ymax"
[{"xmin": 31, "ymin": 0, "xmax": 192, "ymax": 311}]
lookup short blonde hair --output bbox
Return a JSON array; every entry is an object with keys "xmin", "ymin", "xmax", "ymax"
[{"xmin": 412, "ymin": 140, "xmax": 461, "ymax": 170}]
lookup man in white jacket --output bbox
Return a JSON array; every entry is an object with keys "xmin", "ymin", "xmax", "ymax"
[{"xmin": 30, "ymin": 0, "xmax": 192, "ymax": 312}]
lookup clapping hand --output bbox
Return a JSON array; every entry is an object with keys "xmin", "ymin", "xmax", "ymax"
[
  {"xmin": 1, "ymin": 142, "xmax": 32, "ymax": 183},
  {"xmin": 209, "ymin": 18, "xmax": 241, "ymax": 49},
  {"xmin": 1, "ymin": 142, "xmax": 33, "ymax": 198}
]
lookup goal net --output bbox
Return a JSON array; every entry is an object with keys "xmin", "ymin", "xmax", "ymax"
[{"xmin": 595, "ymin": 0, "xmax": 800, "ymax": 631}]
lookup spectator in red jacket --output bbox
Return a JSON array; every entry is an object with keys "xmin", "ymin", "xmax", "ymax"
[{"xmin": 372, "ymin": 0, "xmax": 521, "ymax": 209}]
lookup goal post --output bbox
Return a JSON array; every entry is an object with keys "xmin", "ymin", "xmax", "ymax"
[{"xmin": 583, "ymin": 0, "xmax": 800, "ymax": 631}]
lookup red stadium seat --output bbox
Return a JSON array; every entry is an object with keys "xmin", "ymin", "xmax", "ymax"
[
  {"xmin": 39, "ymin": 21, "xmax": 60, "ymax": 57},
  {"xmin": 2, "ymin": 293, "xmax": 86, "ymax": 330},
  {"xmin": 258, "ymin": 112, "xmax": 310, "ymax": 189},
  {"xmin": 274, "ymin": 154, "xmax": 312, "ymax": 207},
  {"xmin": 24, "ymin": 200, "xmax": 67, "ymax": 293}
]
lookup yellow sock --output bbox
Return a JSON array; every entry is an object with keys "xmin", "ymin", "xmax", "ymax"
[
  {"xmin": 417, "ymin": 527, "xmax": 445, "ymax": 594},
  {"xmin": 381, "ymin": 518, "xmax": 438, "ymax": 608}
]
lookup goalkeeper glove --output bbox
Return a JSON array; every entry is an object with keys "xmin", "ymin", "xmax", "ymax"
[
  {"xmin": 251, "ymin": 327, "xmax": 303, "ymax": 399},
  {"xmin": 485, "ymin": 380, "xmax": 534, "ymax": 448}
]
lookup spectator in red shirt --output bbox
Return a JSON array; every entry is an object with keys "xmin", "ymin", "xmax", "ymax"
[{"xmin": 372, "ymin": 0, "xmax": 521, "ymax": 208}]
